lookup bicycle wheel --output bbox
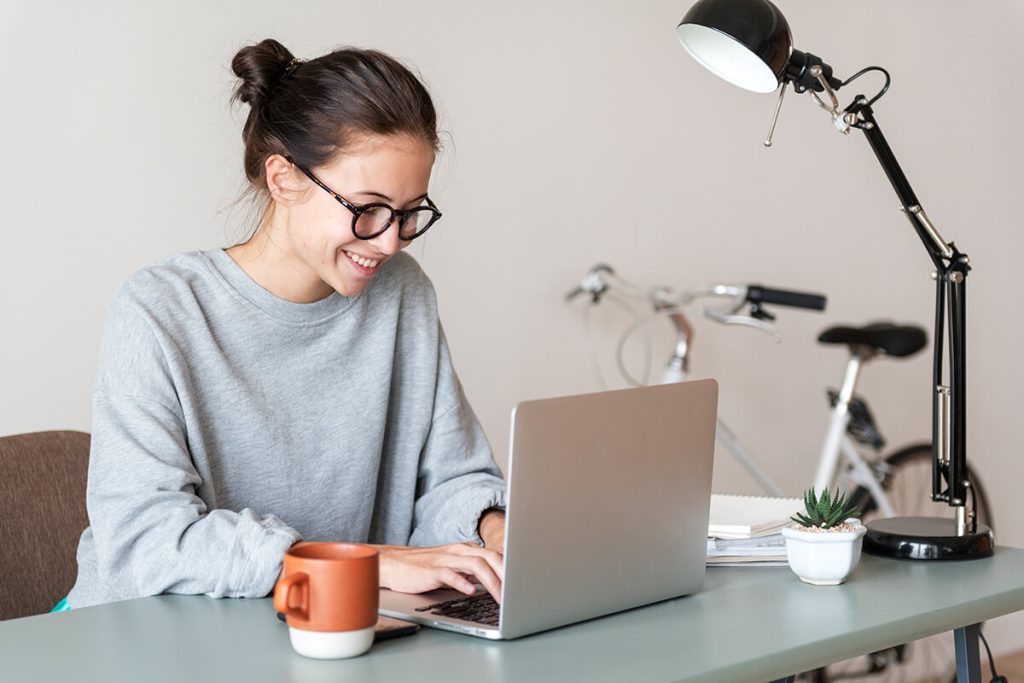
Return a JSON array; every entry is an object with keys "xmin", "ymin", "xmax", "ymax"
[
  {"xmin": 816, "ymin": 443, "xmax": 995, "ymax": 683},
  {"xmin": 850, "ymin": 443, "xmax": 994, "ymax": 528}
]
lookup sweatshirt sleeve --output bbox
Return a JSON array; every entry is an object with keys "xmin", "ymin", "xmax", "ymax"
[
  {"xmin": 408, "ymin": 325, "xmax": 507, "ymax": 547},
  {"xmin": 86, "ymin": 284, "xmax": 301, "ymax": 602}
]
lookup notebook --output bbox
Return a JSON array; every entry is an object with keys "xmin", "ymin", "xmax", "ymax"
[
  {"xmin": 707, "ymin": 493, "xmax": 802, "ymax": 539},
  {"xmin": 706, "ymin": 534, "xmax": 787, "ymax": 566}
]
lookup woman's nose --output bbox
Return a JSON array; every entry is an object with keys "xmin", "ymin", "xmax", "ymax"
[{"xmin": 370, "ymin": 221, "xmax": 404, "ymax": 255}]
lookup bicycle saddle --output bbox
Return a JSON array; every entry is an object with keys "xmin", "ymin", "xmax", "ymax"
[{"xmin": 817, "ymin": 322, "xmax": 927, "ymax": 358}]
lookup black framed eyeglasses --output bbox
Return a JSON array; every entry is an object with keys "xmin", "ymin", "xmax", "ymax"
[{"xmin": 294, "ymin": 164, "xmax": 442, "ymax": 241}]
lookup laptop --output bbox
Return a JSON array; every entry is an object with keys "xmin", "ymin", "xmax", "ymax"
[{"xmin": 378, "ymin": 379, "xmax": 718, "ymax": 640}]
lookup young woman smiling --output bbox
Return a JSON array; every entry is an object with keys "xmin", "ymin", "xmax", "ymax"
[{"xmin": 62, "ymin": 39, "xmax": 506, "ymax": 611}]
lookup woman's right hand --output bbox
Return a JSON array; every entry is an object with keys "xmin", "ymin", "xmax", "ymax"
[{"xmin": 376, "ymin": 543, "xmax": 505, "ymax": 604}]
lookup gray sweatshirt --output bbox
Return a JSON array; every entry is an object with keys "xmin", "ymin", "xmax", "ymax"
[{"xmin": 67, "ymin": 249, "xmax": 506, "ymax": 609}]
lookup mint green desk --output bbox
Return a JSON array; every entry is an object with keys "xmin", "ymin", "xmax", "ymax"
[{"xmin": 4, "ymin": 549, "xmax": 1024, "ymax": 683}]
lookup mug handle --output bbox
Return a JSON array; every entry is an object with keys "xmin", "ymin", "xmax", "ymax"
[{"xmin": 273, "ymin": 572, "xmax": 309, "ymax": 621}]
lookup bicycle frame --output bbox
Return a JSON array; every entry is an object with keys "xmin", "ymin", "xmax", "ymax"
[
  {"xmin": 816, "ymin": 353, "xmax": 897, "ymax": 517},
  {"xmin": 658, "ymin": 314, "xmax": 898, "ymax": 517}
]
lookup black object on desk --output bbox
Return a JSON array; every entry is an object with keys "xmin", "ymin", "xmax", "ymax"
[{"xmin": 275, "ymin": 611, "xmax": 420, "ymax": 641}]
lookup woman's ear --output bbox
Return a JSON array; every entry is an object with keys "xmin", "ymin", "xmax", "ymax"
[{"xmin": 264, "ymin": 154, "xmax": 309, "ymax": 205}]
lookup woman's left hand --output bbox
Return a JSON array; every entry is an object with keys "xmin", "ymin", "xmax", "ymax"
[{"xmin": 478, "ymin": 509, "xmax": 506, "ymax": 554}]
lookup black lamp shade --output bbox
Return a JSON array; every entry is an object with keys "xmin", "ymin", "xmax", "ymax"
[{"xmin": 676, "ymin": 0, "xmax": 792, "ymax": 93}]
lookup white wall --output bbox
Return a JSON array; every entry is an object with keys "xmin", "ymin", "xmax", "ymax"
[{"xmin": 2, "ymin": 0, "xmax": 1022, "ymax": 654}]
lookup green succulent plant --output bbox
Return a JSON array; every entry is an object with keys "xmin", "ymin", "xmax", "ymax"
[{"xmin": 791, "ymin": 487, "xmax": 858, "ymax": 529}]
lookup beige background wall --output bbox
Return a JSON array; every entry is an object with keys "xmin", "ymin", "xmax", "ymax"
[{"xmin": 2, "ymin": 0, "xmax": 1022, "ymax": 653}]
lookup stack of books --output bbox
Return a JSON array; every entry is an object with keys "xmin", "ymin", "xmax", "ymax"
[{"xmin": 706, "ymin": 493, "xmax": 802, "ymax": 567}]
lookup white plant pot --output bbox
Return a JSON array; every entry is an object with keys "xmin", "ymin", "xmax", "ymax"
[{"xmin": 781, "ymin": 520, "xmax": 867, "ymax": 586}]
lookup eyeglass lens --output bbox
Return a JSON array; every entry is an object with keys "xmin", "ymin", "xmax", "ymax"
[{"xmin": 355, "ymin": 205, "xmax": 436, "ymax": 240}]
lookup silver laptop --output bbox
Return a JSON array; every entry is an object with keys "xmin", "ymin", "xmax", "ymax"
[{"xmin": 378, "ymin": 379, "xmax": 718, "ymax": 640}]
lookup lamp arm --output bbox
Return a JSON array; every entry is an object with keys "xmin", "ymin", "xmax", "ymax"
[
  {"xmin": 844, "ymin": 100, "xmax": 972, "ymax": 521},
  {"xmin": 848, "ymin": 102, "xmax": 952, "ymax": 268}
]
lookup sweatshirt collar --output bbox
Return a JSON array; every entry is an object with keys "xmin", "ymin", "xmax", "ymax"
[{"xmin": 204, "ymin": 248, "xmax": 358, "ymax": 325}]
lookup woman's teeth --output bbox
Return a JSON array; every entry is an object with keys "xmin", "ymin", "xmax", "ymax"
[{"xmin": 346, "ymin": 252, "xmax": 380, "ymax": 269}]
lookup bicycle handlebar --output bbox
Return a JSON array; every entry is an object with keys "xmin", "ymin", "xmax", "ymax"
[
  {"xmin": 746, "ymin": 285, "xmax": 827, "ymax": 311},
  {"xmin": 566, "ymin": 265, "xmax": 828, "ymax": 315},
  {"xmin": 566, "ymin": 265, "xmax": 829, "ymax": 387}
]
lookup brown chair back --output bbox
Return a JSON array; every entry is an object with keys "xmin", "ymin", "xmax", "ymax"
[{"xmin": 0, "ymin": 431, "xmax": 90, "ymax": 620}]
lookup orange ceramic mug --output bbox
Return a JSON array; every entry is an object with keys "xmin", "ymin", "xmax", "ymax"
[{"xmin": 274, "ymin": 542, "xmax": 379, "ymax": 659}]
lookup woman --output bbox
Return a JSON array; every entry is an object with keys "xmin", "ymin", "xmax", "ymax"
[{"xmin": 62, "ymin": 39, "xmax": 507, "ymax": 611}]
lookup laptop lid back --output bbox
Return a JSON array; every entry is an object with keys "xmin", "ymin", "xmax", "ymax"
[{"xmin": 499, "ymin": 379, "xmax": 718, "ymax": 639}]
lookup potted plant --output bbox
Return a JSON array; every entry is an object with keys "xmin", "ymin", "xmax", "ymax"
[{"xmin": 781, "ymin": 488, "xmax": 867, "ymax": 585}]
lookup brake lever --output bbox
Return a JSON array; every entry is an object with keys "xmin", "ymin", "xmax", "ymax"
[
  {"xmin": 567, "ymin": 264, "xmax": 614, "ymax": 303},
  {"xmin": 703, "ymin": 309, "xmax": 783, "ymax": 341}
]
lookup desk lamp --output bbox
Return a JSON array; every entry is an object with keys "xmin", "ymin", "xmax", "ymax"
[{"xmin": 675, "ymin": 0, "xmax": 993, "ymax": 560}]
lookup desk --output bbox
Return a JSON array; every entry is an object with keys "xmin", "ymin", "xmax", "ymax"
[{"xmin": 3, "ymin": 549, "xmax": 1024, "ymax": 683}]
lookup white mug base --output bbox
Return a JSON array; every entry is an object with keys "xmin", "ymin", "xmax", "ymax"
[{"xmin": 288, "ymin": 625, "xmax": 375, "ymax": 659}]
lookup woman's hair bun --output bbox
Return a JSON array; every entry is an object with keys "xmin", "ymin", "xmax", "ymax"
[{"xmin": 231, "ymin": 38, "xmax": 297, "ymax": 109}]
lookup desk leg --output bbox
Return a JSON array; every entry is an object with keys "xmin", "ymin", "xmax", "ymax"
[{"xmin": 954, "ymin": 623, "xmax": 981, "ymax": 683}]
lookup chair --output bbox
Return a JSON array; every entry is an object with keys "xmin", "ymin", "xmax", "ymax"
[{"xmin": 0, "ymin": 431, "xmax": 90, "ymax": 620}]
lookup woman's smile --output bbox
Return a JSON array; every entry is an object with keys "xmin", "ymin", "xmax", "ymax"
[{"xmin": 342, "ymin": 249, "xmax": 383, "ymax": 276}]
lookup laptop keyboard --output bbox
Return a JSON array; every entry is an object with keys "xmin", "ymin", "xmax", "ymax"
[{"xmin": 414, "ymin": 593, "xmax": 501, "ymax": 626}]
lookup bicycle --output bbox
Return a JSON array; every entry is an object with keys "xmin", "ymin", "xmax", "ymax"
[{"xmin": 566, "ymin": 264, "xmax": 995, "ymax": 683}]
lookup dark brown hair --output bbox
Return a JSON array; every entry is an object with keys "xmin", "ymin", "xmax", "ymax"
[{"xmin": 231, "ymin": 39, "xmax": 439, "ymax": 203}]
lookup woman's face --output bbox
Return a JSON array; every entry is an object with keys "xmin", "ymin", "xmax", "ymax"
[{"xmin": 286, "ymin": 134, "xmax": 435, "ymax": 297}]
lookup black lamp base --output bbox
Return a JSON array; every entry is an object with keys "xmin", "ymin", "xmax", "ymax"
[{"xmin": 864, "ymin": 516, "xmax": 994, "ymax": 560}]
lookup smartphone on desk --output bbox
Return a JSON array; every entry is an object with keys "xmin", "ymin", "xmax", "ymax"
[
  {"xmin": 275, "ymin": 612, "xmax": 420, "ymax": 642},
  {"xmin": 374, "ymin": 615, "xmax": 421, "ymax": 641}
]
